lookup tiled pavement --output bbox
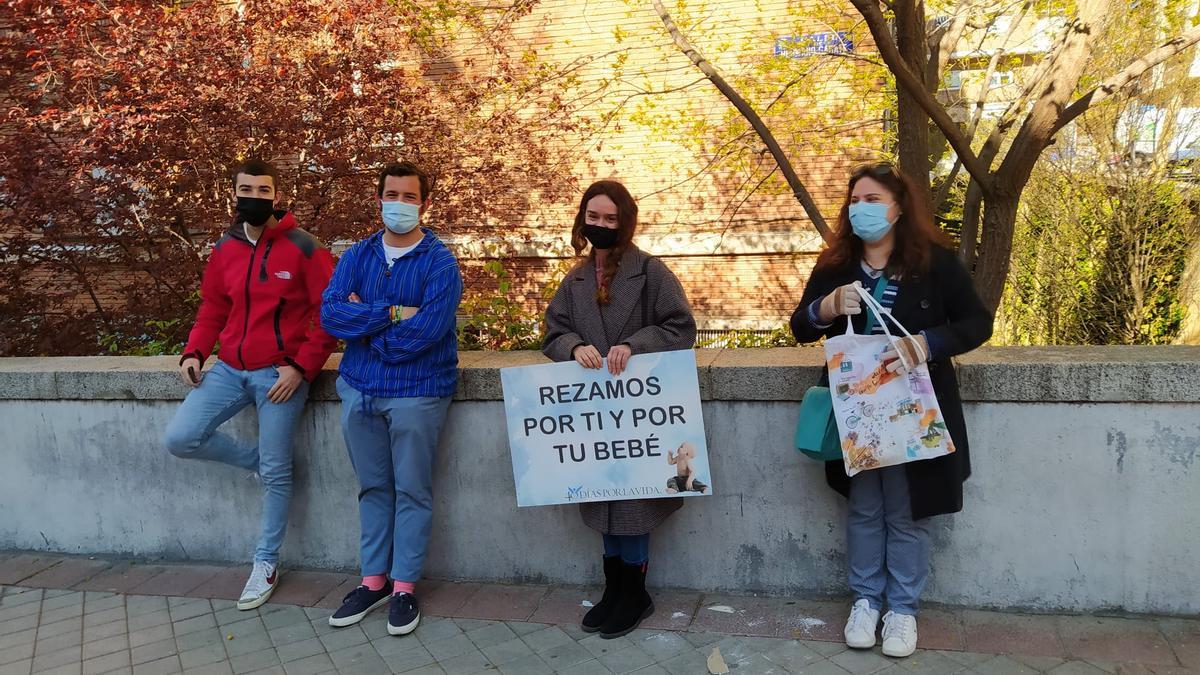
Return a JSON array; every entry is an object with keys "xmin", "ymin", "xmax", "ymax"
[{"xmin": 1, "ymin": 553, "xmax": 1197, "ymax": 675}]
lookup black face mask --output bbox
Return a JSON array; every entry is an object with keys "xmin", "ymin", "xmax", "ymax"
[
  {"xmin": 583, "ymin": 224, "xmax": 619, "ymax": 250},
  {"xmin": 236, "ymin": 196, "xmax": 275, "ymax": 227}
]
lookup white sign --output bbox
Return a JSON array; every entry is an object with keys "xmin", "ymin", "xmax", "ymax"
[
  {"xmin": 774, "ymin": 32, "xmax": 853, "ymax": 58},
  {"xmin": 500, "ymin": 350, "xmax": 712, "ymax": 507}
]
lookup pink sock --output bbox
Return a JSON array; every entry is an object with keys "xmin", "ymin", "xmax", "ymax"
[
  {"xmin": 393, "ymin": 581, "xmax": 416, "ymax": 596},
  {"xmin": 362, "ymin": 575, "xmax": 387, "ymax": 592}
]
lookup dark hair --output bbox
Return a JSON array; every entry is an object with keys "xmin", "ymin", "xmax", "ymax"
[
  {"xmin": 230, "ymin": 159, "xmax": 279, "ymax": 190},
  {"xmin": 377, "ymin": 161, "xmax": 431, "ymax": 201},
  {"xmin": 815, "ymin": 162, "xmax": 951, "ymax": 278},
  {"xmin": 571, "ymin": 180, "xmax": 638, "ymax": 305}
]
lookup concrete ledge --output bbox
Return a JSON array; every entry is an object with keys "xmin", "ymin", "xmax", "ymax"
[
  {"xmin": 1, "ymin": 346, "xmax": 1199, "ymax": 402},
  {"xmin": 2, "ymin": 348, "xmax": 1199, "ymax": 613}
]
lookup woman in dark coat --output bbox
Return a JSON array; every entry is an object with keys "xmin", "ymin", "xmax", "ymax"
[
  {"xmin": 543, "ymin": 180, "xmax": 696, "ymax": 639},
  {"xmin": 790, "ymin": 163, "xmax": 992, "ymax": 658}
]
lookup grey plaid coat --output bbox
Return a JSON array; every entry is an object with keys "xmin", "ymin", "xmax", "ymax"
[{"xmin": 542, "ymin": 245, "xmax": 697, "ymax": 535}]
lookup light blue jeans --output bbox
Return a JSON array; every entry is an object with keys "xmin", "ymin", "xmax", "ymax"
[
  {"xmin": 163, "ymin": 361, "xmax": 309, "ymax": 565},
  {"xmin": 847, "ymin": 465, "xmax": 933, "ymax": 615},
  {"xmin": 336, "ymin": 377, "xmax": 453, "ymax": 583}
]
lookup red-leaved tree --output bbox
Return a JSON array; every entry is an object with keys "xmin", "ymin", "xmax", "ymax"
[{"xmin": 0, "ymin": 0, "xmax": 589, "ymax": 355}]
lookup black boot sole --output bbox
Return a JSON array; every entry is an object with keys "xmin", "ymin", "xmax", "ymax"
[{"xmin": 599, "ymin": 602, "xmax": 654, "ymax": 639}]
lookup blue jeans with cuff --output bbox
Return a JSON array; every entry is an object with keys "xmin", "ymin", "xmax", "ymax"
[
  {"xmin": 846, "ymin": 465, "xmax": 932, "ymax": 615},
  {"xmin": 337, "ymin": 376, "xmax": 453, "ymax": 584}
]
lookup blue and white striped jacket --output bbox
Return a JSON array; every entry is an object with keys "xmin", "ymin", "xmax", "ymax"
[{"xmin": 321, "ymin": 229, "xmax": 462, "ymax": 398}]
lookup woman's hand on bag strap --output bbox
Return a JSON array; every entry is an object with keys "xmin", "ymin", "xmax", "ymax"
[
  {"xmin": 818, "ymin": 281, "xmax": 864, "ymax": 323},
  {"xmin": 882, "ymin": 334, "xmax": 929, "ymax": 373}
]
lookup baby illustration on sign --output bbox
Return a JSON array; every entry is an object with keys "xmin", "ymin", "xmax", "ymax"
[{"xmin": 665, "ymin": 442, "xmax": 707, "ymax": 494}]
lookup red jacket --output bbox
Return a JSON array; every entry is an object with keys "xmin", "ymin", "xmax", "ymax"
[{"xmin": 184, "ymin": 212, "xmax": 336, "ymax": 381}]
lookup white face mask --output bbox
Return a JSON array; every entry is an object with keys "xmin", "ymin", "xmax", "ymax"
[{"xmin": 381, "ymin": 201, "xmax": 420, "ymax": 234}]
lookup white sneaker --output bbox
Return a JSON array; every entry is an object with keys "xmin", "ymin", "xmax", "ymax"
[
  {"xmin": 236, "ymin": 561, "xmax": 280, "ymax": 610},
  {"xmin": 881, "ymin": 611, "xmax": 918, "ymax": 657},
  {"xmin": 844, "ymin": 599, "xmax": 880, "ymax": 649}
]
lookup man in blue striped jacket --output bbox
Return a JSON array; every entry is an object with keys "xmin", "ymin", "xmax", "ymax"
[{"xmin": 319, "ymin": 161, "xmax": 463, "ymax": 637}]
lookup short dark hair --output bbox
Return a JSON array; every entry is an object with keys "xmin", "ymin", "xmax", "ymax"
[
  {"xmin": 377, "ymin": 161, "xmax": 431, "ymax": 201},
  {"xmin": 231, "ymin": 159, "xmax": 279, "ymax": 190}
]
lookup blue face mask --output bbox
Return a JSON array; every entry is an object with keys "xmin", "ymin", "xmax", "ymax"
[
  {"xmin": 848, "ymin": 201, "xmax": 895, "ymax": 243},
  {"xmin": 381, "ymin": 201, "xmax": 420, "ymax": 235}
]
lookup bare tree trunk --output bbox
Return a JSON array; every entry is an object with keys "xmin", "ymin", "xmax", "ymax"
[
  {"xmin": 968, "ymin": 2, "xmax": 1106, "ymax": 309},
  {"xmin": 973, "ymin": 191, "xmax": 1019, "ymax": 310},
  {"xmin": 894, "ymin": 0, "xmax": 932, "ymax": 204},
  {"xmin": 992, "ymin": 0, "xmax": 1105, "ymax": 194},
  {"xmin": 958, "ymin": 177, "xmax": 984, "ymax": 268},
  {"xmin": 1176, "ymin": 234, "xmax": 1200, "ymax": 345},
  {"xmin": 853, "ymin": 0, "xmax": 1200, "ymax": 312}
]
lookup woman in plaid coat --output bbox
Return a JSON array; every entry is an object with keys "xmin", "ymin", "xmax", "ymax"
[{"xmin": 542, "ymin": 180, "xmax": 696, "ymax": 640}]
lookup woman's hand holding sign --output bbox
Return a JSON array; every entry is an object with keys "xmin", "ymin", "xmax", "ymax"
[
  {"xmin": 572, "ymin": 343, "xmax": 632, "ymax": 376},
  {"xmin": 572, "ymin": 344, "xmax": 603, "ymax": 369},
  {"xmin": 607, "ymin": 344, "xmax": 631, "ymax": 376}
]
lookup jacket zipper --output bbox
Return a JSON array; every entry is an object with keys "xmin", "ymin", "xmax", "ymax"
[
  {"xmin": 258, "ymin": 239, "xmax": 275, "ymax": 281},
  {"xmin": 273, "ymin": 298, "xmax": 286, "ymax": 352},
  {"xmin": 236, "ymin": 238, "xmax": 259, "ymax": 370}
]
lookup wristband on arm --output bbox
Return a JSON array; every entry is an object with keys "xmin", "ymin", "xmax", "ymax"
[
  {"xmin": 178, "ymin": 350, "xmax": 203, "ymax": 367},
  {"xmin": 282, "ymin": 357, "xmax": 306, "ymax": 377}
]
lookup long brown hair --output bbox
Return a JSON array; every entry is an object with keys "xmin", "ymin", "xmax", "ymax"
[
  {"xmin": 815, "ymin": 163, "xmax": 951, "ymax": 278},
  {"xmin": 571, "ymin": 180, "xmax": 638, "ymax": 304}
]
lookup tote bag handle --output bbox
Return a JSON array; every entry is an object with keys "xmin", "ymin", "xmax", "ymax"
[{"xmin": 850, "ymin": 283, "xmax": 918, "ymax": 372}]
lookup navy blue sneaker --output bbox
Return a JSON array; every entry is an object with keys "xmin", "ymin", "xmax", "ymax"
[
  {"xmin": 328, "ymin": 585, "xmax": 391, "ymax": 627},
  {"xmin": 387, "ymin": 593, "xmax": 420, "ymax": 636}
]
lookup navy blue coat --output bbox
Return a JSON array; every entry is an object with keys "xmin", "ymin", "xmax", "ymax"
[{"xmin": 790, "ymin": 246, "xmax": 994, "ymax": 519}]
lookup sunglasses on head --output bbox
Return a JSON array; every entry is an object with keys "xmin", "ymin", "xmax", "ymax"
[{"xmin": 850, "ymin": 162, "xmax": 897, "ymax": 179}]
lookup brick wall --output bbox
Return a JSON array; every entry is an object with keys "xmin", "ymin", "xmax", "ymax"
[
  {"xmin": 452, "ymin": 0, "xmax": 879, "ymax": 330},
  {"xmin": 461, "ymin": 250, "xmax": 819, "ymax": 332}
]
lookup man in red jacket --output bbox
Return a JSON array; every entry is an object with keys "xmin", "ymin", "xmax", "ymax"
[{"xmin": 163, "ymin": 159, "xmax": 337, "ymax": 610}]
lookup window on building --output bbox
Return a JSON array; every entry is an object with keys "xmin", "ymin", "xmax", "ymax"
[
  {"xmin": 989, "ymin": 71, "xmax": 1014, "ymax": 88},
  {"xmin": 1170, "ymin": 108, "xmax": 1200, "ymax": 163}
]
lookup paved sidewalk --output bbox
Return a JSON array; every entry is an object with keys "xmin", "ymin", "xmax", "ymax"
[{"xmin": 1, "ymin": 553, "xmax": 1196, "ymax": 674}]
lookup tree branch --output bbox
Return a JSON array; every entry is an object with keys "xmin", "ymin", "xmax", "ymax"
[
  {"xmin": 932, "ymin": 0, "xmax": 1031, "ymax": 212},
  {"xmin": 849, "ymin": 0, "xmax": 993, "ymax": 193},
  {"xmin": 972, "ymin": 21, "xmax": 1072, "ymax": 178},
  {"xmin": 930, "ymin": 2, "xmax": 974, "ymax": 82},
  {"xmin": 1053, "ymin": 26, "xmax": 1200, "ymax": 135},
  {"xmin": 650, "ymin": 0, "xmax": 831, "ymax": 241},
  {"xmin": 995, "ymin": 0, "xmax": 1106, "ymax": 190}
]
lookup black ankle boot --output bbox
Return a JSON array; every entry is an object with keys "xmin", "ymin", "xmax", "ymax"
[
  {"xmin": 581, "ymin": 555, "xmax": 622, "ymax": 632},
  {"xmin": 598, "ymin": 562, "xmax": 654, "ymax": 639}
]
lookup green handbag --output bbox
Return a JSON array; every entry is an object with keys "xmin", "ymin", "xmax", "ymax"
[{"xmin": 794, "ymin": 385, "xmax": 842, "ymax": 461}]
